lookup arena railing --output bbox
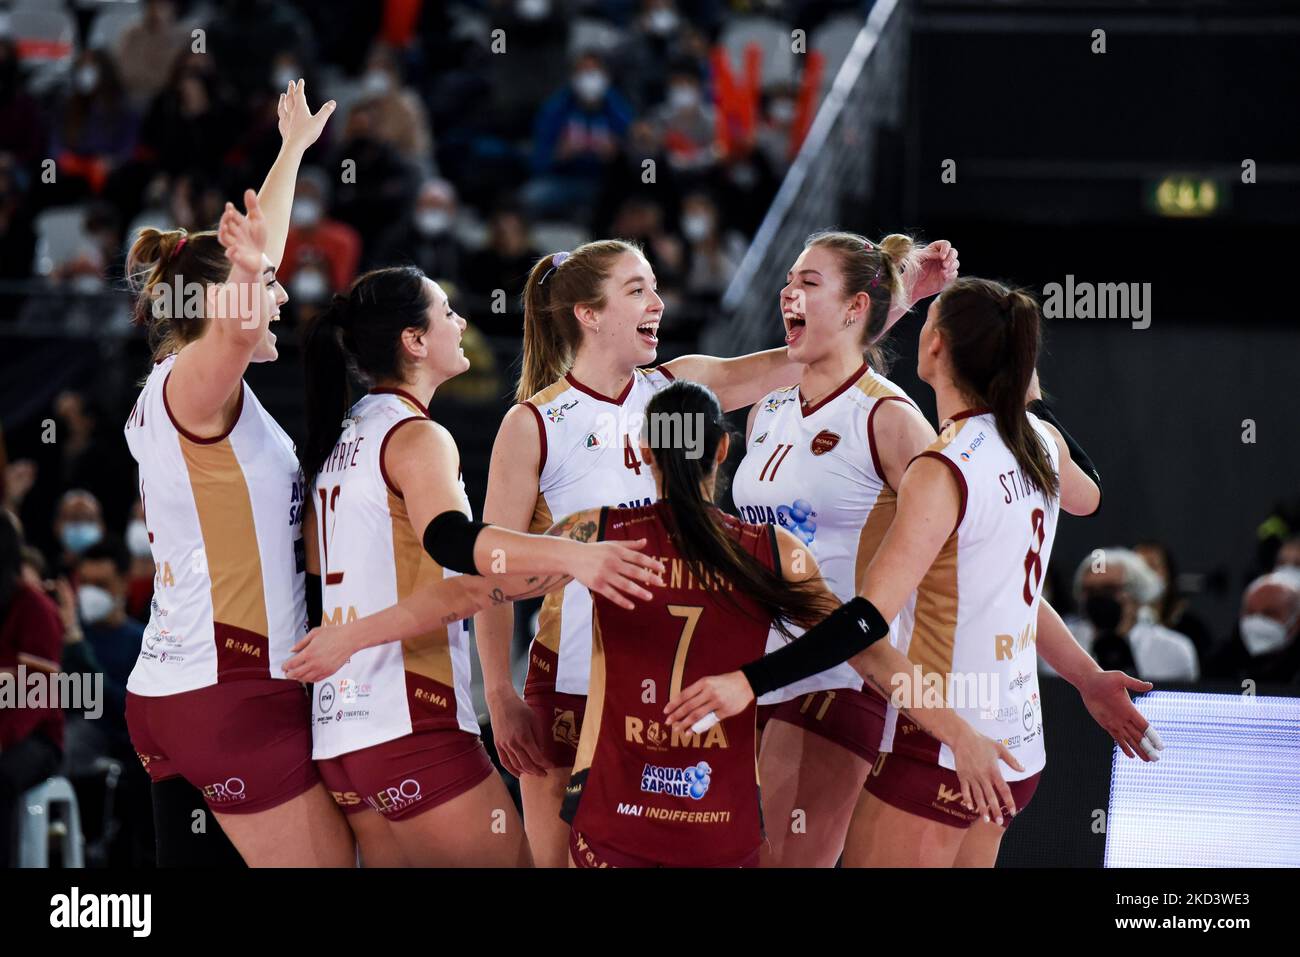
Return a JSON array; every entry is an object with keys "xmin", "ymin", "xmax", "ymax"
[{"xmin": 704, "ymin": 0, "xmax": 909, "ymax": 358}]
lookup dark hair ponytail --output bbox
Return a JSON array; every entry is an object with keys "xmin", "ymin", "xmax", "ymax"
[
  {"xmin": 935, "ymin": 278, "xmax": 1059, "ymax": 499},
  {"xmin": 645, "ymin": 382, "xmax": 838, "ymax": 637},
  {"xmin": 300, "ymin": 266, "xmax": 432, "ymax": 484}
]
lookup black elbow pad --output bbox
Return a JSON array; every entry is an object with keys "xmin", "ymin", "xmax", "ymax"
[
  {"xmin": 422, "ymin": 510, "xmax": 490, "ymax": 575},
  {"xmin": 741, "ymin": 596, "xmax": 889, "ymax": 699}
]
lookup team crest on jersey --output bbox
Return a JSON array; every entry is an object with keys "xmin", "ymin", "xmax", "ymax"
[
  {"xmin": 810, "ymin": 430, "xmax": 840, "ymax": 455},
  {"xmin": 545, "ymin": 400, "xmax": 579, "ymax": 423},
  {"xmin": 584, "ymin": 431, "xmax": 602, "ymax": 450}
]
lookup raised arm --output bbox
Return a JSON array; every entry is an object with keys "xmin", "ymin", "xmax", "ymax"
[
  {"xmin": 661, "ymin": 347, "xmax": 801, "ymax": 413},
  {"xmin": 258, "ymin": 79, "xmax": 336, "ymax": 268},
  {"xmin": 167, "ymin": 190, "xmax": 280, "ymax": 439}
]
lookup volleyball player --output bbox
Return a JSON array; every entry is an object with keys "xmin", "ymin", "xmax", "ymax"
[
  {"xmin": 475, "ymin": 240, "xmax": 825, "ymax": 866},
  {"xmin": 667, "ymin": 279, "xmax": 1161, "ymax": 866},
  {"xmin": 553, "ymin": 380, "xmax": 1016, "ymax": 867},
  {"xmin": 122, "ymin": 82, "xmax": 356, "ymax": 866},
  {"xmin": 731, "ymin": 230, "xmax": 956, "ymax": 866},
  {"xmin": 284, "ymin": 266, "xmax": 663, "ymax": 866}
]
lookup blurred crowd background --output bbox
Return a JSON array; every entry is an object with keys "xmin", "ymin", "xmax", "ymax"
[{"xmin": 0, "ymin": 0, "xmax": 1297, "ymax": 867}]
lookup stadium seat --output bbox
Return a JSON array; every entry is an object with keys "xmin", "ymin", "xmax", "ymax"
[
  {"xmin": 19, "ymin": 776, "xmax": 86, "ymax": 869},
  {"xmin": 719, "ymin": 15, "xmax": 796, "ymax": 88},
  {"xmin": 33, "ymin": 205, "xmax": 91, "ymax": 277},
  {"xmin": 812, "ymin": 13, "xmax": 864, "ymax": 92}
]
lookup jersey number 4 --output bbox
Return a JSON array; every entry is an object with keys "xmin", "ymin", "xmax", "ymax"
[
  {"xmin": 623, "ymin": 435, "xmax": 643, "ymax": 475},
  {"xmin": 1022, "ymin": 507, "xmax": 1046, "ymax": 605}
]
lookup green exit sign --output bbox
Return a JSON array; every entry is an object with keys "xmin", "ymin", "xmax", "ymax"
[{"xmin": 1146, "ymin": 174, "xmax": 1228, "ymax": 218}]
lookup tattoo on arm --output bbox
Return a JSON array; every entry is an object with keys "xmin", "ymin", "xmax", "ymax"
[{"xmin": 572, "ymin": 520, "xmax": 597, "ymax": 543}]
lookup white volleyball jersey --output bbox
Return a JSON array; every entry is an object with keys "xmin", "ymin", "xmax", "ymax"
[
  {"xmin": 732, "ymin": 363, "xmax": 919, "ymax": 704},
  {"xmin": 880, "ymin": 409, "xmax": 1061, "ymax": 781},
  {"xmin": 310, "ymin": 389, "xmax": 480, "ymax": 758},
  {"xmin": 123, "ymin": 353, "xmax": 307, "ymax": 696},
  {"xmin": 523, "ymin": 367, "xmax": 675, "ymax": 696}
]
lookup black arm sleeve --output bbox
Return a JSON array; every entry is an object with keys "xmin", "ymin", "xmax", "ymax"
[
  {"xmin": 422, "ymin": 510, "xmax": 491, "ymax": 575},
  {"xmin": 305, "ymin": 572, "xmax": 322, "ymax": 629},
  {"xmin": 1028, "ymin": 399, "xmax": 1102, "ymax": 512},
  {"xmin": 740, "ymin": 596, "xmax": 890, "ymax": 699}
]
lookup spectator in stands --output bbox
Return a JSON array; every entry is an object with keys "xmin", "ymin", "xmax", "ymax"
[
  {"xmin": 1274, "ymin": 535, "xmax": 1300, "ymax": 572},
  {"xmin": 1134, "ymin": 540, "xmax": 1215, "ymax": 663},
  {"xmin": 524, "ymin": 52, "xmax": 634, "ymax": 220},
  {"xmin": 618, "ymin": 0, "xmax": 701, "ymax": 110},
  {"xmin": 0, "ymin": 152, "xmax": 36, "ymax": 281},
  {"xmin": 650, "ymin": 60, "xmax": 718, "ymax": 176},
  {"xmin": 53, "ymin": 50, "xmax": 140, "ymax": 195},
  {"xmin": 49, "ymin": 202, "xmax": 121, "ymax": 292},
  {"xmin": 330, "ymin": 101, "xmax": 421, "ymax": 251},
  {"xmin": 52, "ymin": 490, "xmax": 105, "ymax": 579},
  {"xmin": 680, "ymin": 189, "xmax": 745, "ymax": 304},
  {"xmin": 71, "ymin": 539, "xmax": 142, "ymax": 710},
  {"xmin": 756, "ymin": 82, "xmax": 800, "ymax": 175},
  {"xmin": 45, "ymin": 392, "xmax": 135, "ymax": 533},
  {"xmin": 123, "ymin": 502, "xmax": 154, "ymax": 624},
  {"xmin": 1210, "ymin": 569, "xmax": 1300, "ymax": 684},
  {"xmin": 463, "ymin": 206, "xmax": 541, "ymax": 336},
  {"xmin": 0, "ymin": 511, "xmax": 64, "ymax": 867},
  {"xmin": 371, "ymin": 177, "xmax": 466, "ymax": 281},
  {"xmin": 0, "ymin": 38, "xmax": 47, "ymax": 171},
  {"xmin": 138, "ymin": 51, "xmax": 241, "ymax": 178},
  {"xmin": 593, "ymin": 118, "xmax": 682, "ymax": 235},
  {"xmin": 346, "ymin": 43, "xmax": 434, "ymax": 170},
  {"xmin": 203, "ymin": 0, "xmax": 317, "ymax": 103},
  {"xmin": 1057, "ymin": 547, "xmax": 1199, "ymax": 682},
  {"xmin": 280, "ymin": 167, "xmax": 360, "ymax": 297},
  {"xmin": 113, "ymin": 0, "xmax": 189, "ymax": 109}
]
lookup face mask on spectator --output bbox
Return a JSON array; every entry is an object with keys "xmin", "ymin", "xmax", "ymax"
[
  {"xmin": 62, "ymin": 522, "xmax": 102, "ymax": 555},
  {"xmin": 75, "ymin": 65, "xmax": 99, "ymax": 95},
  {"xmin": 362, "ymin": 69, "xmax": 393, "ymax": 97},
  {"xmin": 517, "ymin": 0, "xmax": 551, "ymax": 20},
  {"xmin": 291, "ymin": 197, "xmax": 322, "ymax": 228},
  {"xmin": 668, "ymin": 83, "xmax": 700, "ymax": 111},
  {"xmin": 648, "ymin": 8, "xmax": 679, "ymax": 35},
  {"xmin": 1083, "ymin": 590, "xmax": 1123, "ymax": 632},
  {"xmin": 126, "ymin": 520, "xmax": 152, "ymax": 559},
  {"xmin": 1240, "ymin": 614, "xmax": 1291, "ymax": 656},
  {"xmin": 769, "ymin": 98, "xmax": 796, "ymax": 124},
  {"xmin": 573, "ymin": 70, "xmax": 608, "ymax": 103},
  {"xmin": 291, "ymin": 269, "xmax": 330, "ymax": 304},
  {"xmin": 682, "ymin": 213, "xmax": 713, "ymax": 242},
  {"xmin": 77, "ymin": 584, "xmax": 116, "ymax": 625},
  {"xmin": 415, "ymin": 209, "xmax": 451, "ymax": 236}
]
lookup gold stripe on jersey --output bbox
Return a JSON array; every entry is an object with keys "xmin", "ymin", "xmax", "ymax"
[
  {"xmin": 387, "ymin": 489, "xmax": 455, "ymax": 686},
  {"xmin": 909, "ymin": 532, "xmax": 959, "ymax": 688},
  {"xmin": 854, "ymin": 369, "xmax": 906, "ymax": 401},
  {"xmin": 527, "ymin": 377, "xmax": 571, "ymax": 407},
  {"xmin": 929, "ymin": 416, "xmax": 973, "ymax": 452},
  {"xmin": 853, "ymin": 486, "xmax": 897, "ymax": 589},
  {"xmin": 529, "ymin": 494, "xmax": 565, "ymax": 654},
  {"xmin": 571, "ymin": 609, "xmax": 606, "ymax": 777},
  {"xmin": 179, "ymin": 436, "xmax": 269, "ymax": 639}
]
